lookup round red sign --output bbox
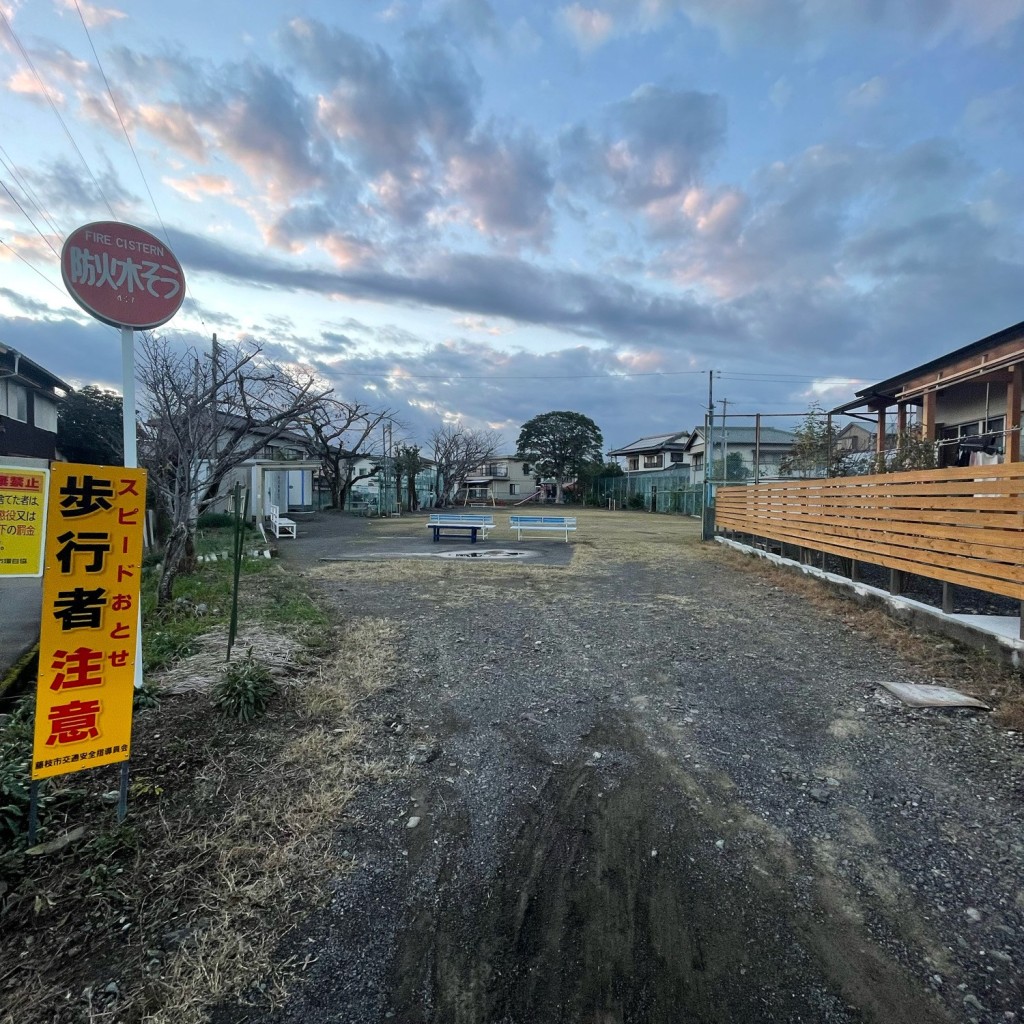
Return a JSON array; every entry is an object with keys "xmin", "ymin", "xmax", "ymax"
[{"xmin": 61, "ymin": 221, "xmax": 185, "ymax": 329}]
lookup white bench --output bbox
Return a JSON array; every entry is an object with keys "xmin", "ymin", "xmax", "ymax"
[
  {"xmin": 509, "ymin": 516, "xmax": 577, "ymax": 540},
  {"xmin": 268, "ymin": 503, "xmax": 297, "ymax": 539},
  {"xmin": 426, "ymin": 513, "xmax": 494, "ymax": 543}
]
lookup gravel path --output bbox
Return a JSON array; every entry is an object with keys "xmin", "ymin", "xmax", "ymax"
[{"xmin": 246, "ymin": 514, "xmax": 1023, "ymax": 1024}]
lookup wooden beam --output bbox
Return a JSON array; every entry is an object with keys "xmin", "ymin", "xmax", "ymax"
[
  {"xmin": 921, "ymin": 390, "xmax": 937, "ymax": 441},
  {"xmin": 1007, "ymin": 364, "xmax": 1022, "ymax": 463},
  {"xmin": 896, "ymin": 402, "xmax": 908, "ymax": 435}
]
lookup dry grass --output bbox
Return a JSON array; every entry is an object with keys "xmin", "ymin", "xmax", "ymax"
[
  {"xmin": 316, "ymin": 508, "xmax": 703, "ymax": 588},
  {"xmin": 1, "ymin": 616, "xmax": 401, "ymax": 1024}
]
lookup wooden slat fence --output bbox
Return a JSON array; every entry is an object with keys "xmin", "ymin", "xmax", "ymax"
[{"xmin": 714, "ymin": 464, "xmax": 1024, "ymax": 601}]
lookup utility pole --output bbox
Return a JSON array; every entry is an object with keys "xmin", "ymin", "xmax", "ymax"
[
  {"xmin": 720, "ymin": 397, "xmax": 729, "ymax": 481},
  {"xmin": 702, "ymin": 369, "xmax": 715, "ymax": 540}
]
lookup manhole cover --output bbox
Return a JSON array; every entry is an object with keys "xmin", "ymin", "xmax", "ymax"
[{"xmin": 439, "ymin": 549, "xmax": 529, "ymax": 560}]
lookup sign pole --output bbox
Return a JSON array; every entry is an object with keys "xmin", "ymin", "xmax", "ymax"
[
  {"xmin": 121, "ymin": 326, "xmax": 144, "ymax": 693},
  {"xmin": 121, "ymin": 326, "xmax": 137, "ymax": 468}
]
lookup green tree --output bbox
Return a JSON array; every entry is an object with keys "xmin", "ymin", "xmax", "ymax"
[
  {"xmin": 393, "ymin": 445, "xmax": 426, "ymax": 510},
  {"xmin": 516, "ymin": 411, "xmax": 604, "ymax": 503},
  {"xmin": 57, "ymin": 385, "xmax": 124, "ymax": 464},
  {"xmin": 779, "ymin": 403, "xmax": 845, "ymax": 478},
  {"xmin": 712, "ymin": 451, "xmax": 750, "ymax": 483}
]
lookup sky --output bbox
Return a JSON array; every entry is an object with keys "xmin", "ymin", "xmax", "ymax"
[{"xmin": 1, "ymin": 0, "xmax": 1023, "ymax": 454}]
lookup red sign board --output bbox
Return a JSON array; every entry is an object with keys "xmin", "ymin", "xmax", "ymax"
[{"xmin": 61, "ymin": 221, "xmax": 185, "ymax": 329}]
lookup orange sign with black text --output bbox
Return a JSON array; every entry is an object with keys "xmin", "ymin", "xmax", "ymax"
[{"xmin": 32, "ymin": 463, "xmax": 147, "ymax": 780}]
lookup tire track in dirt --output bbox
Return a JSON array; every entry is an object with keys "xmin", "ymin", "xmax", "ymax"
[{"xmin": 387, "ymin": 717, "xmax": 949, "ymax": 1024}]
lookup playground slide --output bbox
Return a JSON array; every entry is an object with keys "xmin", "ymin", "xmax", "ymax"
[{"xmin": 513, "ymin": 488, "xmax": 544, "ymax": 505}]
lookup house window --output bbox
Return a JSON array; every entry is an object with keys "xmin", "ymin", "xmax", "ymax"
[
  {"xmin": 34, "ymin": 394, "xmax": 58, "ymax": 432},
  {"xmin": 509, "ymin": 484, "xmax": 519, "ymax": 495},
  {"xmin": 643, "ymin": 454, "xmax": 663, "ymax": 469},
  {"xmin": 628, "ymin": 457, "xmax": 639, "ymax": 471},
  {"xmin": 670, "ymin": 451, "xmax": 686, "ymax": 463},
  {"xmin": 1, "ymin": 382, "xmax": 28, "ymax": 422},
  {"xmin": 939, "ymin": 416, "xmax": 1005, "ymax": 467}
]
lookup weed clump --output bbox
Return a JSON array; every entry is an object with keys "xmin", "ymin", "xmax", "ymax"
[
  {"xmin": 212, "ymin": 652, "xmax": 278, "ymax": 722},
  {"xmin": 0, "ymin": 694, "xmax": 42, "ymax": 850}
]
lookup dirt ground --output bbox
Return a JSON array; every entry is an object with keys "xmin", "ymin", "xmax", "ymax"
[
  {"xmin": 236, "ymin": 509, "xmax": 1024, "ymax": 1024},
  {"xmin": 5, "ymin": 508, "xmax": 1022, "ymax": 1024}
]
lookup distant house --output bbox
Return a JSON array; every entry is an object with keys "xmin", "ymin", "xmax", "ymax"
[
  {"xmin": 201, "ymin": 417, "xmax": 319, "ymax": 519},
  {"xmin": 835, "ymin": 422, "xmax": 874, "ymax": 454},
  {"xmin": 344, "ymin": 454, "xmax": 436, "ymax": 511},
  {"xmin": 458, "ymin": 456, "xmax": 540, "ymax": 505},
  {"xmin": 831, "ymin": 318, "xmax": 1024, "ymax": 468},
  {"xmin": 607, "ymin": 432, "xmax": 690, "ymax": 473},
  {"xmin": 0, "ymin": 343, "xmax": 67, "ymax": 465},
  {"xmin": 683, "ymin": 425, "xmax": 797, "ymax": 480}
]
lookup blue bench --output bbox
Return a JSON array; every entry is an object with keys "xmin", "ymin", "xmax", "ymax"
[
  {"xmin": 426, "ymin": 513, "xmax": 495, "ymax": 543},
  {"xmin": 509, "ymin": 515, "xmax": 577, "ymax": 541}
]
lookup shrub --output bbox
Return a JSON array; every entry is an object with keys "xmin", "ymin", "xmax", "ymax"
[
  {"xmin": 212, "ymin": 652, "xmax": 278, "ymax": 722},
  {"xmin": 133, "ymin": 680, "xmax": 162, "ymax": 711},
  {"xmin": 0, "ymin": 695, "xmax": 44, "ymax": 848},
  {"xmin": 627, "ymin": 493, "xmax": 646, "ymax": 510},
  {"xmin": 197, "ymin": 512, "xmax": 237, "ymax": 529}
]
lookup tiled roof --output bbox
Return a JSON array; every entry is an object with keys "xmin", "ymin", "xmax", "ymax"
[
  {"xmin": 686, "ymin": 426, "xmax": 796, "ymax": 447},
  {"xmin": 607, "ymin": 431, "xmax": 689, "ymax": 456}
]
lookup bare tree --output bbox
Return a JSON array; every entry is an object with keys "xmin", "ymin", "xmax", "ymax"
[
  {"xmin": 298, "ymin": 398, "xmax": 394, "ymax": 509},
  {"xmin": 428, "ymin": 423, "xmax": 501, "ymax": 506},
  {"xmin": 138, "ymin": 334, "xmax": 332, "ymax": 605}
]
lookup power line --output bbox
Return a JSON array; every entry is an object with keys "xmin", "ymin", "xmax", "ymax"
[
  {"xmin": 0, "ymin": 6, "xmax": 118, "ymax": 220},
  {"xmin": 72, "ymin": 1, "xmax": 163, "ymax": 236},
  {"xmin": 0, "ymin": 179, "xmax": 61, "ymax": 259},
  {"xmin": 69, "ymin": 0, "xmax": 205, "ymax": 328},
  {"xmin": 331, "ymin": 367, "xmax": 711, "ymax": 382},
  {"xmin": 0, "ymin": 236, "xmax": 68, "ymax": 297},
  {"xmin": 0, "ymin": 144, "xmax": 65, "ymax": 239},
  {"xmin": 720, "ymin": 373, "xmax": 867, "ymax": 383}
]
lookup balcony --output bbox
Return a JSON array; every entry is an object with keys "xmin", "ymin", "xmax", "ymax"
[{"xmin": 468, "ymin": 464, "xmax": 509, "ymax": 479}]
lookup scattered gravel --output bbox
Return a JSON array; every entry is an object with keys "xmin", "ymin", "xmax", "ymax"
[{"xmin": 241, "ymin": 515, "xmax": 1024, "ymax": 1024}]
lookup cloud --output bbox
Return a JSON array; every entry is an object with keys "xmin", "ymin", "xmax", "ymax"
[
  {"xmin": 560, "ymin": 4, "xmax": 616, "ymax": 51},
  {"xmin": 674, "ymin": 0, "xmax": 1024, "ymax": 50},
  {"xmin": 845, "ymin": 75, "xmax": 887, "ymax": 110},
  {"xmin": 163, "ymin": 226, "xmax": 738, "ymax": 354},
  {"xmin": 0, "ymin": 286, "xmax": 60, "ymax": 316},
  {"xmin": 561, "ymin": 85, "xmax": 726, "ymax": 210},
  {"xmin": 436, "ymin": 0, "xmax": 502, "ymax": 44},
  {"xmin": 445, "ymin": 129, "xmax": 553, "ymax": 242},
  {"xmin": 163, "ymin": 173, "xmax": 234, "ymax": 202},
  {"xmin": 283, "ymin": 18, "xmax": 479, "ymax": 173},
  {"xmin": 130, "ymin": 104, "xmax": 207, "ymax": 162},
  {"xmin": 55, "ymin": 0, "xmax": 126, "ymax": 29},
  {"xmin": 769, "ymin": 77, "xmax": 793, "ymax": 110}
]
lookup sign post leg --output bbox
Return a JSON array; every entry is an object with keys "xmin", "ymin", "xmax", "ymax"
[
  {"xmin": 117, "ymin": 761, "xmax": 130, "ymax": 824},
  {"xmin": 28, "ymin": 781, "xmax": 40, "ymax": 844}
]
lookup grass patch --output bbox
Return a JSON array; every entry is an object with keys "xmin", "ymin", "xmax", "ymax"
[{"xmin": 0, "ymin": 614, "xmax": 400, "ymax": 1024}]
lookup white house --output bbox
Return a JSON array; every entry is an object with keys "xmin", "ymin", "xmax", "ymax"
[
  {"xmin": 459, "ymin": 456, "xmax": 542, "ymax": 505},
  {"xmin": 683, "ymin": 425, "xmax": 797, "ymax": 481},
  {"xmin": 607, "ymin": 432, "xmax": 690, "ymax": 473}
]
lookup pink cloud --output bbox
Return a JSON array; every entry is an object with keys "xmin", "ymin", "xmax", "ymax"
[
  {"xmin": 560, "ymin": 4, "xmax": 615, "ymax": 51},
  {"xmin": 56, "ymin": 0, "xmax": 126, "ymax": 29},
  {"xmin": 164, "ymin": 173, "xmax": 234, "ymax": 202}
]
